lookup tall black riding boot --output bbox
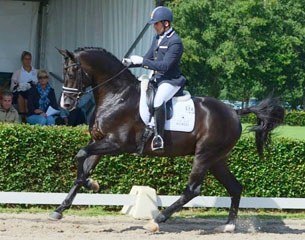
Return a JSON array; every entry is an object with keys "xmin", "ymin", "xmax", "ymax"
[{"xmin": 151, "ymin": 103, "xmax": 165, "ymax": 151}]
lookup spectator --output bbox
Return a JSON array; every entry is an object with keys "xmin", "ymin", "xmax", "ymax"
[
  {"xmin": 27, "ymin": 69, "xmax": 58, "ymax": 125},
  {"xmin": 10, "ymin": 51, "xmax": 38, "ymax": 122},
  {"xmin": 56, "ymin": 106, "xmax": 86, "ymax": 126},
  {"xmin": 78, "ymin": 87, "xmax": 95, "ymax": 124},
  {"xmin": 0, "ymin": 91, "xmax": 20, "ymax": 123}
]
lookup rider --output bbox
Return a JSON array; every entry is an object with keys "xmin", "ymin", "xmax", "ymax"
[{"xmin": 123, "ymin": 6, "xmax": 186, "ymax": 151}]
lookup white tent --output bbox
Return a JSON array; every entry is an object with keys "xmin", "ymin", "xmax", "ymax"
[
  {"xmin": 0, "ymin": 1, "xmax": 39, "ymax": 72},
  {"xmin": 0, "ymin": 0, "xmax": 155, "ymax": 95}
]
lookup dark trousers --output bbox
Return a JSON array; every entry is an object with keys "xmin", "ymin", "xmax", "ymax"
[{"xmin": 56, "ymin": 108, "xmax": 86, "ymax": 126}]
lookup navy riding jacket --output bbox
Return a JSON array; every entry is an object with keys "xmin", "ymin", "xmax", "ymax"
[{"xmin": 142, "ymin": 28, "xmax": 185, "ymax": 86}]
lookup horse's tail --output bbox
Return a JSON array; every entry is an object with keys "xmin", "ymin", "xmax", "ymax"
[{"xmin": 235, "ymin": 97, "xmax": 285, "ymax": 157}]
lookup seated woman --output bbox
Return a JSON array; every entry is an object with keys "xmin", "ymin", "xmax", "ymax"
[
  {"xmin": 10, "ymin": 51, "xmax": 38, "ymax": 122},
  {"xmin": 27, "ymin": 69, "xmax": 59, "ymax": 125}
]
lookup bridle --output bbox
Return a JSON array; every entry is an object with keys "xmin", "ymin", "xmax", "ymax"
[
  {"xmin": 62, "ymin": 58, "xmax": 129, "ymax": 101},
  {"xmin": 62, "ymin": 62, "xmax": 85, "ymax": 100}
]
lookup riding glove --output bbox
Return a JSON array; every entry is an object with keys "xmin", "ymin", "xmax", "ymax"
[
  {"xmin": 130, "ymin": 55, "xmax": 143, "ymax": 65},
  {"xmin": 122, "ymin": 58, "xmax": 132, "ymax": 66},
  {"xmin": 122, "ymin": 55, "xmax": 143, "ymax": 66}
]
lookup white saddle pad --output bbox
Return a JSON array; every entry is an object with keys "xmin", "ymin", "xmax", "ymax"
[
  {"xmin": 139, "ymin": 75, "xmax": 195, "ymax": 132},
  {"xmin": 164, "ymin": 96, "xmax": 195, "ymax": 132}
]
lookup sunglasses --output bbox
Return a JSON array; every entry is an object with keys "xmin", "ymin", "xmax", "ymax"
[
  {"xmin": 23, "ymin": 58, "xmax": 32, "ymax": 61},
  {"xmin": 38, "ymin": 76, "xmax": 48, "ymax": 79}
]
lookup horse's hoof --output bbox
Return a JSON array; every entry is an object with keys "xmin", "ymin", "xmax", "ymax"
[
  {"xmin": 155, "ymin": 213, "xmax": 166, "ymax": 223},
  {"xmin": 75, "ymin": 149, "xmax": 88, "ymax": 160},
  {"xmin": 88, "ymin": 179, "xmax": 100, "ymax": 192},
  {"xmin": 48, "ymin": 211, "xmax": 63, "ymax": 221},
  {"xmin": 215, "ymin": 224, "xmax": 236, "ymax": 233},
  {"xmin": 144, "ymin": 220, "xmax": 159, "ymax": 233}
]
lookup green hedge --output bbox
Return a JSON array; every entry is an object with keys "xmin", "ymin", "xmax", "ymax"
[
  {"xmin": 0, "ymin": 124, "xmax": 89, "ymax": 192},
  {"xmin": 240, "ymin": 111, "xmax": 305, "ymax": 126},
  {"xmin": 0, "ymin": 124, "xmax": 304, "ymax": 198},
  {"xmin": 283, "ymin": 111, "xmax": 305, "ymax": 126}
]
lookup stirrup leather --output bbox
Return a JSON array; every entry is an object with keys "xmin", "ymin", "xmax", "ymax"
[{"xmin": 137, "ymin": 126, "xmax": 153, "ymax": 154}]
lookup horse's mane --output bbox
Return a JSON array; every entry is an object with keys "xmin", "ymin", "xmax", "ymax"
[
  {"xmin": 75, "ymin": 47, "xmax": 106, "ymax": 52},
  {"xmin": 74, "ymin": 47, "xmax": 138, "ymax": 85},
  {"xmin": 74, "ymin": 47, "xmax": 121, "ymax": 64}
]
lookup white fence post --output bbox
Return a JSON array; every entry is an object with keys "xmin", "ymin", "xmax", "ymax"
[{"xmin": 121, "ymin": 186, "xmax": 159, "ymax": 219}]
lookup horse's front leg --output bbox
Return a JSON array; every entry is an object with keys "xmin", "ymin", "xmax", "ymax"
[
  {"xmin": 49, "ymin": 150, "xmax": 98, "ymax": 220},
  {"xmin": 49, "ymin": 139, "xmax": 120, "ymax": 220}
]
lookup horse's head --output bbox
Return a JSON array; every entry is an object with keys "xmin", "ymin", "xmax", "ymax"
[
  {"xmin": 58, "ymin": 47, "xmax": 138, "ymax": 111},
  {"xmin": 58, "ymin": 48, "xmax": 91, "ymax": 110}
]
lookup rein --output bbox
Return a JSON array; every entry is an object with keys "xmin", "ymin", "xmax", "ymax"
[{"xmin": 87, "ymin": 66, "xmax": 129, "ymax": 94}]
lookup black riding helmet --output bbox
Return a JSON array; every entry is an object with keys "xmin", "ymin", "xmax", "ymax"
[{"xmin": 148, "ymin": 6, "xmax": 173, "ymax": 24}]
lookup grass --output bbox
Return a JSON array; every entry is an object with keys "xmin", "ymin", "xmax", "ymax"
[
  {"xmin": 273, "ymin": 125, "xmax": 305, "ymax": 140},
  {"xmin": 242, "ymin": 124, "xmax": 305, "ymax": 140},
  {"xmin": 1, "ymin": 206, "xmax": 305, "ymax": 220}
]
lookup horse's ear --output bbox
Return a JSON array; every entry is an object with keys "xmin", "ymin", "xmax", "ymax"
[
  {"xmin": 65, "ymin": 49, "xmax": 75, "ymax": 61},
  {"xmin": 56, "ymin": 47, "xmax": 75, "ymax": 61},
  {"xmin": 56, "ymin": 47, "xmax": 67, "ymax": 57}
]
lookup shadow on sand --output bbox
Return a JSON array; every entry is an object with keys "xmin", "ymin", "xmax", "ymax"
[{"xmin": 147, "ymin": 217, "xmax": 305, "ymax": 235}]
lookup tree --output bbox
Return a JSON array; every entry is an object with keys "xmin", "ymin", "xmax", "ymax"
[
  {"xmin": 169, "ymin": 0, "xmax": 225, "ymax": 97},
  {"xmin": 169, "ymin": 0, "xmax": 305, "ymax": 108},
  {"xmin": 263, "ymin": 0, "xmax": 305, "ymax": 109}
]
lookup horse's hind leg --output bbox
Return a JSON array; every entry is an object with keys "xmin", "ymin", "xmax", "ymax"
[
  {"xmin": 49, "ymin": 153, "xmax": 100, "ymax": 220},
  {"xmin": 209, "ymin": 159, "xmax": 243, "ymax": 232},
  {"xmin": 154, "ymin": 153, "xmax": 211, "ymax": 224}
]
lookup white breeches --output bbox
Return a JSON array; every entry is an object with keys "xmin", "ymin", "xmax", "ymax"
[
  {"xmin": 154, "ymin": 83, "xmax": 181, "ymax": 107},
  {"xmin": 139, "ymin": 81, "xmax": 181, "ymax": 125}
]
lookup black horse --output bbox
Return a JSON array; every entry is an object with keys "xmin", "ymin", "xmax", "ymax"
[{"xmin": 50, "ymin": 47, "xmax": 284, "ymax": 232}]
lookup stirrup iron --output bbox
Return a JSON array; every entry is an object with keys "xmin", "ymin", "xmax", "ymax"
[{"xmin": 151, "ymin": 134, "xmax": 164, "ymax": 151}]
